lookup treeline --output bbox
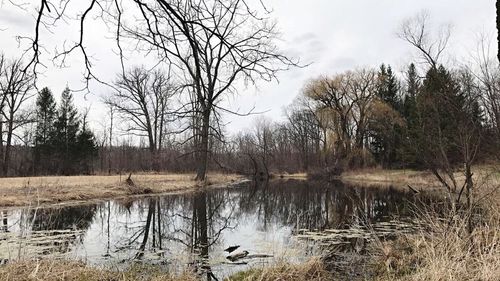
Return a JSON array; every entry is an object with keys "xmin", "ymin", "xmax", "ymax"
[
  {"xmin": 218, "ymin": 63, "xmax": 499, "ymax": 175},
  {"xmin": 1, "ymin": 58, "xmax": 499, "ymax": 177},
  {"xmin": 1, "ymin": 19, "xmax": 500, "ymax": 178}
]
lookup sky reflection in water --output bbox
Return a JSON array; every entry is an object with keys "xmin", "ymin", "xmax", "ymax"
[{"xmin": 0, "ymin": 179, "xmax": 426, "ymax": 278}]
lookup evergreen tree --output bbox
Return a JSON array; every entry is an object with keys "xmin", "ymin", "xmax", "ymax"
[
  {"xmin": 401, "ymin": 63, "xmax": 422, "ymax": 168},
  {"xmin": 370, "ymin": 64, "xmax": 404, "ymax": 167},
  {"xmin": 35, "ymin": 87, "xmax": 57, "ymax": 145},
  {"xmin": 76, "ymin": 118, "xmax": 98, "ymax": 174},
  {"xmin": 34, "ymin": 87, "xmax": 57, "ymax": 174},
  {"xmin": 53, "ymin": 87, "xmax": 80, "ymax": 175},
  {"xmin": 414, "ymin": 65, "xmax": 466, "ymax": 168},
  {"xmin": 377, "ymin": 64, "xmax": 401, "ymax": 110}
]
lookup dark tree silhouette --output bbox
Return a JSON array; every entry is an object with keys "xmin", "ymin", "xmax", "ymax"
[
  {"xmin": 34, "ymin": 87, "xmax": 57, "ymax": 174},
  {"xmin": 497, "ymin": 0, "xmax": 500, "ymax": 64},
  {"xmin": 0, "ymin": 58, "xmax": 35, "ymax": 175}
]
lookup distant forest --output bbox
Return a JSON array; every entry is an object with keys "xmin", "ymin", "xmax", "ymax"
[{"xmin": 0, "ymin": 60, "xmax": 498, "ymax": 177}]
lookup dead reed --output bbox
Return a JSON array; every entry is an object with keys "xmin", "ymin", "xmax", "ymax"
[{"xmin": 373, "ymin": 175, "xmax": 500, "ymax": 281}]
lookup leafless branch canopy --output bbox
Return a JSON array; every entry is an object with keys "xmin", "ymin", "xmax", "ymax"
[{"xmin": 398, "ymin": 11, "xmax": 451, "ymax": 68}]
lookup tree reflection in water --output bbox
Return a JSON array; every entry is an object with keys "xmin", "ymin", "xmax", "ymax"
[
  {"xmin": 0, "ymin": 179, "xmax": 432, "ymax": 279},
  {"xmin": 237, "ymin": 180, "xmax": 424, "ymax": 232},
  {"xmin": 0, "ymin": 205, "xmax": 97, "ymax": 259},
  {"xmin": 108, "ymin": 190, "xmax": 235, "ymax": 279}
]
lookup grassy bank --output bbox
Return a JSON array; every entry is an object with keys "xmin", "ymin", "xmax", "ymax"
[
  {"xmin": 333, "ymin": 165, "xmax": 500, "ymax": 280},
  {"xmin": 0, "ymin": 259, "xmax": 332, "ymax": 281},
  {"xmin": 339, "ymin": 165, "xmax": 500, "ymax": 190},
  {"xmin": 340, "ymin": 168, "xmax": 438, "ymax": 188},
  {"xmin": 0, "ymin": 173, "xmax": 243, "ymax": 207},
  {"xmin": 369, "ymin": 168, "xmax": 500, "ymax": 280},
  {"xmin": 0, "ymin": 260, "xmax": 195, "ymax": 281}
]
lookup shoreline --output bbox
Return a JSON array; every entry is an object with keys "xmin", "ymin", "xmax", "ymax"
[
  {"xmin": 0, "ymin": 173, "xmax": 246, "ymax": 209},
  {"xmin": 339, "ymin": 168, "xmax": 440, "ymax": 189},
  {"xmin": 339, "ymin": 165, "xmax": 500, "ymax": 190}
]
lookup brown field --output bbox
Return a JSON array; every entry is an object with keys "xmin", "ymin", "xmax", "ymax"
[{"xmin": 0, "ymin": 173, "xmax": 244, "ymax": 208}]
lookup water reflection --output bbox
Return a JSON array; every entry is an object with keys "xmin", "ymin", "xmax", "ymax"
[{"xmin": 0, "ymin": 179, "xmax": 429, "ymax": 278}]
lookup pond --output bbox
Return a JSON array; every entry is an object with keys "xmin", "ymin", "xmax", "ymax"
[{"xmin": 0, "ymin": 179, "xmax": 429, "ymax": 279}]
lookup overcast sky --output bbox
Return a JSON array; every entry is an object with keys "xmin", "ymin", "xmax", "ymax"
[{"xmin": 0, "ymin": 0, "xmax": 496, "ymax": 137}]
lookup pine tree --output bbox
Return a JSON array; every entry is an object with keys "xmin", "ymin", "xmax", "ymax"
[
  {"xmin": 34, "ymin": 87, "xmax": 57, "ymax": 174},
  {"xmin": 415, "ymin": 65, "xmax": 464, "ymax": 167},
  {"xmin": 53, "ymin": 87, "xmax": 80, "ymax": 175},
  {"xmin": 403, "ymin": 63, "xmax": 419, "ymax": 120},
  {"xmin": 377, "ymin": 64, "xmax": 401, "ymax": 110},
  {"xmin": 35, "ymin": 87, "xmax": 57, "ymax": 145},
  {"xmin": 370, "ymin": 64, "xmax": 404, "ymax": 167},
  {"xmin": 401, "ymin": 63, "xmax": 422, "ymax": 168},
  {"xmin": 76, "ymin": 117, "xmax": 98, "ymax": 174}
]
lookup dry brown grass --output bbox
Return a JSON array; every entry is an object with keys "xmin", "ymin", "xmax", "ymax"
[
  {"xmin": 0, "ymin": 259, "xmax": 333, "ymax": 281},
  {"xmin": 341, "ymin": 168, "xmax": 440, "ymax": 189},
  {"xmin": 340, "ymin": 165, "xmax": 500, "ymax": 191},
  {"xmin": 372, "ymin": 171, "xmax": 500, "ymax": 281},
  {"xmin": 0, "ymin": 259, "xmax": 198, "ymax": 281},
  {"xmin": 272, "ymin": 172, "xmax": 308, "ymax": 179},
  {"xmin": 0, "ymin": 173, "xmax": 244, "ymax": 207},
  {"xmin": 225, "ymin": 258, "xmax": 333, "ymax": 281}
]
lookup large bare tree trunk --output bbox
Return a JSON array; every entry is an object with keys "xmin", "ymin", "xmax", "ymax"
[
  {"xmin": 3, "ymin": 115, "xmax": 13, "ymax": 176},
  {"xmin": 196, "ymin": 109, "xmax": 210, "ymax": 181},
  {"xmin": 497, "ymin": 0, "xmax": 500, "ymax": 64},
  {"xmin": 108, "ymin": 105, "xmax": 114, "ymax": 175},
  {"xmin": 0, "ymin": 114, "xmax": 3, "ymax": 176}
]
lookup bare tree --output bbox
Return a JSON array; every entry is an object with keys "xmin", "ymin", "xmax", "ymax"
[
  {"xmin": 471, "ymin": 34, "xmax": 500, "ymax": 142},
  {"xmin": 497, "ymin": 0, "xmax": 500, "ymax": 64},
  {"xmin": 295, "ymin": 94, "xmax": 331, "ymax": 165},
  {"xmin": 106, "ymin": 67, "xmax": 175, "ymax": 171},
  {"xmin": 398, "ymin": 11, "xmax": 451, "ymax": 69},
  {"xmin": 17, "ymin": 0, "xmax": 298, "ymax": 181},
  {"xmin": 304, "ymin": 75, "xmax": 355, "ymax": 157},
  {"xmin": 285, "ymin": 104, "xmax": 322, "ymax": 171},
  {"xmin": 127, "ymin": 0, "xmax": 297, "ymax": 180},
  {"xmin": 253, "ymin": 117, "xmax": 274, "ymax": 177},
  {"xmin": 0, "ymin": 54, "xmax": 5, "ymax": 173},
  {"xmin": 304, "ymin": 69, "xmax": 377, "ymax": 166},
  {"xmin": 108, "ymin": 103, "xmax": 115, "ymax": 174},
  {"xmin": 0, "ymin": 58, "xmax": 35, "ymax": 176}
]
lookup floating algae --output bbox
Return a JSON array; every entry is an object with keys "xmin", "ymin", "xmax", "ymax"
[
  {"xmin": 293, "ymin": 219, "xmax": 422, "ymax": 246},
  {"xmin": 0, "ymin": 229, "xmax": 85, "ymax": 260}
]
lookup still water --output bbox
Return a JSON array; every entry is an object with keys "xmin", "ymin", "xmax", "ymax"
[{"xmin": 0, "ymin": 179, "xmax": 426, "ymax": 278}]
